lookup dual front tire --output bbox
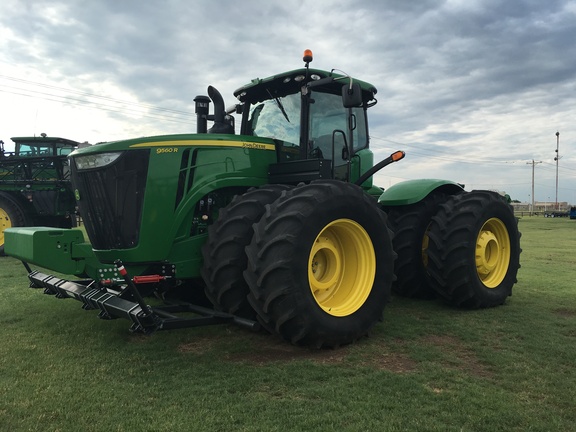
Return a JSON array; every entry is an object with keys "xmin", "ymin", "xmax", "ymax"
[{"xmin": 202, "ymin": 181, "xmax": 395, "ymax": 348}]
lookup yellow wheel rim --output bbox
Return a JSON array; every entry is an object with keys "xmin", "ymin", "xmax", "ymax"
[
  {"xmin": 308, "ymin": 219, "xmax": 376, "ymax": 317},
  {"xmin": 475, "ymin": 218, "xmax": 511, "ymax": 288},
  {"xmin": 0, "ymin": 207, "xmax": 11, "ymax": 248}
]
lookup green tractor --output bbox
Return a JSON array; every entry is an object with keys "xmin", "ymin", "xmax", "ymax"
[
  {"xmin": 5, "ymin": 51, "xmax": 521, "ymax": 348},
  {"xmin": 0, "ymin": 134, "xmax": 80, "ymax": 255}
]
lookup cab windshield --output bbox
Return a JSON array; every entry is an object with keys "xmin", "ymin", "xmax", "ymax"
[
  {"xmin": 245, "ymin": 89, "xmax": 368, "ymax": 169},
  {"xmin": 17, "ymin": 144, "xmax": 52, "ymax": 157},
  {"xmin": 248, "ymin": 93, "xmax": 301, "ymax": 147}
]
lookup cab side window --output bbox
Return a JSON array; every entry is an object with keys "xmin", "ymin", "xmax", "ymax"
[{"xmin": 308, "ymin": 93, "xmax": 367, "ymax": 178}]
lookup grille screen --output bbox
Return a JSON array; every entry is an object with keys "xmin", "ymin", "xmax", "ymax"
[{"xmin": 71, "ymin": 150, "xmax": 150, "ymax": 249}]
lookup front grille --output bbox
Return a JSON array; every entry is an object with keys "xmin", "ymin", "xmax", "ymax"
[{"xmin": 71, "ymin": 150, "xmax": 150, "ymax": 249}]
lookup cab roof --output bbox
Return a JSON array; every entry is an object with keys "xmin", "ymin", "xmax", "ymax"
[
  {"xmin": 11, "ymin": 136, "xmax": 80, "ymax": 147},
  {"xmin": 233, "ymin": 68, "xmax": 377, "ymax": 105}
]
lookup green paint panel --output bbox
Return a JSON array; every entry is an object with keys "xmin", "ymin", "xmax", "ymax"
[
  {"xmin": 4, "ymin": 227, "xmax": 87, "ymax": 275},
  {"xmin": 75, "ymin": 135, "xmax": 277, "ymax": 270},
  {"xmin": 378, "ymin": 179, "xmax": 464, "ymax": 206}
]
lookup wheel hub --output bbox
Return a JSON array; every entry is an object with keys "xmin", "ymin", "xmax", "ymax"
[
  {"xmin": 308, "ymin": 219, "xmax": 376, "ymax": 317},
  {"xmin": 476, "ymin": 231, "xmax": 500, "ymax": 275},
  {"xmin": 474, "ymin": 218, "xmax": 511, "ymax": 288},
  {"xmin": 310, "ymin": 236, "xmax": 341, "ymax": 291}
]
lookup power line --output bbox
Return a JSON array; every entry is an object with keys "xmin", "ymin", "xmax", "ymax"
[
  {"xmin": 0, "ymin": 87, "xmax": 197, "ymax": 126},
  {"xmin": 0, "ymin": 74, "xmax": 193, "ymax": 116},
  {"xmin": 0, "ymin": 74, "xmax": 198, "ymax": 126},
  {"xmin": 371, "ymin": 135, "xmax": 532, "ymax": 166},
  {"xmin": 371, "ymin": 134, "xmax": 576, "ymax": 177}
]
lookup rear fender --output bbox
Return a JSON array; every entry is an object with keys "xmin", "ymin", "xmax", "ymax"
[{"xmin": 377, "ymin": 179, "xmax": 464, "ymax": 206}]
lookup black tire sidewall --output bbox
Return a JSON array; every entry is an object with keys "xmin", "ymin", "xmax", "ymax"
[
  {"xmin": 384, "ymin": 193, "xmax": 448, "ymax": 298},
  {"xmin": 259, "ymin": 181, "xmax": 394, "ymax": 344},
  {"xmin": 464, "ymin": 197, "xmax": 521, "ymax": 300},
  {"xmin": 428, "ymin": 191, "xmax": 521, "ymax": 307},
  {"xmin": 201, "ymin": 185, "xmax": 290, "ymax": 318}
]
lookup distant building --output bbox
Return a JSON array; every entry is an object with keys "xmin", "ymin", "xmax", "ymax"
[{"xmin": 512, "ymin": 201, "xmax": 569, "ymax": 215}]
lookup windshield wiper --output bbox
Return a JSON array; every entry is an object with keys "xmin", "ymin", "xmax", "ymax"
[{"xmin": 267, "ymin": 89, "xmax": 290, "ymax": 123}]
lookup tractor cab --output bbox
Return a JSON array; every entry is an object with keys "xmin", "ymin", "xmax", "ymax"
[
  {"xmin": 1, "ymin": 135, "xmax": 81, "ymax": 182},
  {"xmin": 11, "ymin": 134, "xmax": 80, "ymax": 157},
  {"xmin": 238, "ymin": 52, "xmax": 377, "ymax": 182},
  {"xmin": 197, "ymin": 50, "xmax": 379, "ymax": 183}
]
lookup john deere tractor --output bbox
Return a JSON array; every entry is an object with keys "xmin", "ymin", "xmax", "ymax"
[
  {"xmin": 5, "ymin": 51, "xmax": 521, "ymax": 348},
  {"xmin": 0, "ymin": 134, "xmax": 79, "ymax": 255}
]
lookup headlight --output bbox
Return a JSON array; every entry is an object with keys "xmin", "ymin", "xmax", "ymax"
[{"xmin": 74, "ymin": 152, "xmax": 122, "ymax": 170}]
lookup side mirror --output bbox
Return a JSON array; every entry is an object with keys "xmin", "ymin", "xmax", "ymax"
[{"xmin": 342, "ymin": 83, "xmax": 363, "ymax": 108}]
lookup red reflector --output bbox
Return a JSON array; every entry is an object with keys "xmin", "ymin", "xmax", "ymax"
[{"xmin": 132, "ymin": 275, "xmax": 166, "ymax": 284}]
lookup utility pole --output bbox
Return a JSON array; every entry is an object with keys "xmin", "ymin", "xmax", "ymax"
[
  {"xmin": 526, "ymin": 159, "xmax": 542, "ymax": 216},
  {"xmin": 554, "ymin": 131, "xmax": 560, "ymax": 210}
]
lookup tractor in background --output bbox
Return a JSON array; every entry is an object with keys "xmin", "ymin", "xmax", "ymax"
[{"xmin": 0, "ymin": 134, "xmax": 80, "ymax": 255}]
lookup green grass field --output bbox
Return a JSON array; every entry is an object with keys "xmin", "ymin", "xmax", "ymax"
[{"xmin": 1, "ymin": 217, "xmax": 575, "ymax": 431}]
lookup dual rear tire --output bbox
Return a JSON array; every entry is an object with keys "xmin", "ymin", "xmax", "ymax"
[
  {"xmin": 426, "ymin": 191, "xmax": 521, "ymax": 308},
  {"xmin": 383, "ymin": 193, "xmax": 448, "ymax": 299},
  {"xmin": 388, "ymin": 190, "xmax": 521, "ymax": 308}
]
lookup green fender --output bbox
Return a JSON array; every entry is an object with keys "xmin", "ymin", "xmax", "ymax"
[{"xmin": 377, "ymin": 179, "xmax": 464, "ymax": 206}]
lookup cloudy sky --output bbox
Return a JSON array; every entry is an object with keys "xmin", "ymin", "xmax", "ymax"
[{"xmin": 1, "ymin": 0, "xmax": 575, "ymax": 204}]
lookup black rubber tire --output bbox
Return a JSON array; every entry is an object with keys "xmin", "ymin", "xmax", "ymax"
[
  {"xmin": 244, "ymin": 180, "xmax": 395, "ymax": 348},
  {"xmin": 60, "ymin": 215, "xmax": 76, "ymax": 228},
  {"xmin": 39, "ymin": 215, "xmax": 76, "ymax": 229},
  {"xmin": 383, "ymin": 193, "xmax": 449, "ymax": 299},
  {"xmin": 201, "ymin": 185, "xmax": 291, "ymax": 319},
  {"xmin": 0, "ymin": 196, "xmax": 30, "ymax": 256},
  {"xmin": 426, "ymin": 190, "xmax": 521, "ymax": 308}
]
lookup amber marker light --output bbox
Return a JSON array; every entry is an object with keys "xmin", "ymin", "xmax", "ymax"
[
  {"xmin": 303, "ymin": 49, "xmax": 313, "ymax": 63},
  {"xmin": 353, "ymin": 150, "xmax": 406, "ymax": 186},
  {"xmin": 392, "ymin": 150, "xmax": 405, "ymax": 161}
]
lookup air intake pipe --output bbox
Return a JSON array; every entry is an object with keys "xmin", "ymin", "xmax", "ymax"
[
  {"xmin": 207, "ymin": 86, "xmax": 234, "ymax": 134},
  {"xmin": 194, "ymin": 95, "xmax": 210, "ymax": 134}
]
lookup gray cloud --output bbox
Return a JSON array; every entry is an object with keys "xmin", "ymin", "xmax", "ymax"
[{"xmin": 1, "ymin": 0, "xmax": 575, "ymax": 202}]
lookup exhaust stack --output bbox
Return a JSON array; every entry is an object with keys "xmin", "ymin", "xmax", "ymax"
[{"xmin": 193, "ymin": 87, "xmax": 234, "ymax": 134}]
